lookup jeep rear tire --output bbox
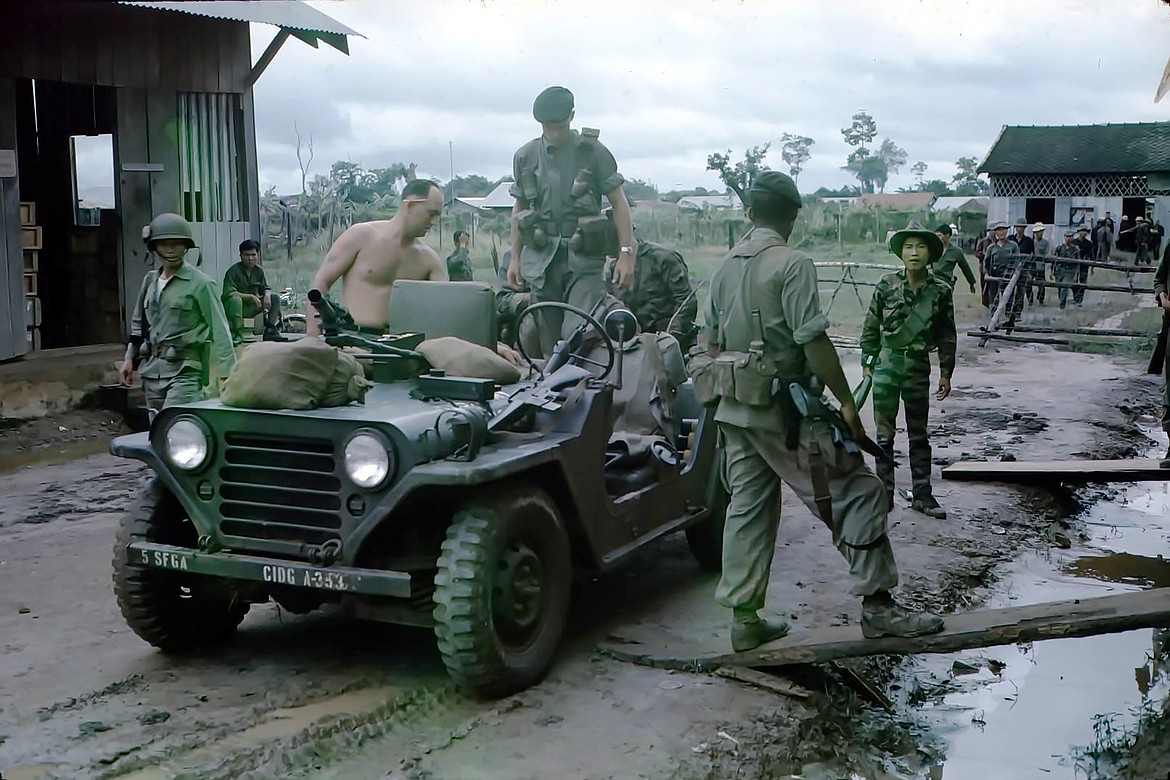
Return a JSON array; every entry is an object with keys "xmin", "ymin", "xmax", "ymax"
[
  {"xmin": 112, "ymin": 478, "xmax": 249, "ymax": 652},
  {"xmin": 685, "ymin": 476, "xmax": 728, "ymax": 573},
  {"xmin": 433, "ymin": 487, "xmax": 571, "ymax": 698}
]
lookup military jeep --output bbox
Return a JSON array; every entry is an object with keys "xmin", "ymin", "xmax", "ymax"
[{"xmin": 111, "ymin": 281, "xmax": 727, "ymax": 698}]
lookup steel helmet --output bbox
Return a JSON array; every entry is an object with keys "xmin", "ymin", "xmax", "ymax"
[{"xmin": 145, "ymin": 213, "xmax": 196, "ymax": 248}]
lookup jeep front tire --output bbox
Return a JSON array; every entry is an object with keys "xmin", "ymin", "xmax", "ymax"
[
  {"xmin": 433, "ymin": 486, "xmax": 572, "ymax": 698},
  {"xmin": 112, "ymin": 478, "xmax": 249, "ymax": 652}
]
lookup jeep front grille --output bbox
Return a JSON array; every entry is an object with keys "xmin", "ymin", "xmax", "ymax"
[{"xmin": 218, "ymin": 432, "xmax": 342, "ymax": 547}]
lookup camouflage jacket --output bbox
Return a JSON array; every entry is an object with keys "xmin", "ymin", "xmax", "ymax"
[
  {"xmin": 445, "ymin": 247, "xmax": 474, "ymax": 282},
  {"xmin": 606, "ymin": 241, "xmax": 697, "ymax": 346},
  {"xmin": 860, "ymin": 270, "xmax": 957, "ymax": 378}
]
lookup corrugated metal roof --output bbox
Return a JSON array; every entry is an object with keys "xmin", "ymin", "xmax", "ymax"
[
  {"xmin": 120, "ymin": 1, "xmax": 361, "ymax": 50},
  {"xmin": 979, "ymin": 123, "xmax": 1170, "ymax": 175}
]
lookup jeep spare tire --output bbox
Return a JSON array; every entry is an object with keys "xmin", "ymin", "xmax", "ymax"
[{"xmin": 433, "ymin": 486, "xmax": 572, "ymax": 698}]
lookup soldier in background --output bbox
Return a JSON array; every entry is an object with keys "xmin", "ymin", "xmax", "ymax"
[
  {"xmin": 445, "ymin": 230, "xmax": 475, "ymax": 281},
  {"xmin": 222, "ymin": 239, "xmax": 285, "ymax": 344},
  {"xmin": 932, "ymin": 223, "xmax": 977, "ymax": 294},
  {"xmin": 1053, "ymin": 230, "xmax": 1081, "ymax": 310},
  {"xmin": 1095, "ymin": 219, "xmax": 1113, "ymax": 264},
  {"xmin": 982, "ymin": 221, "xmax": 1019, "ymax": 318},
  {"xmin": 1072, "ymin": 225, "xmax": 1095, "ymax": 306},
  {"xmin": 1010, "ymin": 218, "xmax": 1035, "ymax": 311},
  {"xmin": 606, "ymin": 234, "xmax": 698, "ymax": 351},
  {"xmin": 861, "ymin": 222, "xmax": 956, "ymax": 519},
  {"xmin": 1030, "ymin": 223, "xmax": 1051, "ymax": 306},
  {"xmin": 119, "ymin": 213, "xmax": 236, "ymax": 422}
]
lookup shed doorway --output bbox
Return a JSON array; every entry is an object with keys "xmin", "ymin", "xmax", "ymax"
[{"xmin": 16, "ymin": 78, "xmax": 123, "ymax": 350}]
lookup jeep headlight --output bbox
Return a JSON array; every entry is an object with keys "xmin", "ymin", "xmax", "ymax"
[
  {"xmin": 344, "ymin": 430, "xmax": 393, "ymax": 489},
  {"xmin": 165, "ymin": 417, "xmax": 210, "ymax": 471}
]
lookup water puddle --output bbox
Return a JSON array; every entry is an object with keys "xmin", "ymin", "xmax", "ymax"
[
  {"xmin": 921, "ymin": 441, "xmax": 1170, "ymax": 778},
  {"xmin": 117, "ymin": 685, "xmax": 400, "ymax": 780}
]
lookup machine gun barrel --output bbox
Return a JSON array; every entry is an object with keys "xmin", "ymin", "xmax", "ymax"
[{"xmin": 306, "ymin": 288, "xmax": 356, "ymax": 336}]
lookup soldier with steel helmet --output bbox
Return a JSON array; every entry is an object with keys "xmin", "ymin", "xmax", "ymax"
[
  {"xmin": 699, "ymin": 171, "xmax": 943, "ymax": 652},
  {"xmin": 119, "ymin": 213, "xmax": 236, "ymax": 421}
]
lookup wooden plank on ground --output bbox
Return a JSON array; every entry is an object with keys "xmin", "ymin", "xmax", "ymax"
[
  {"xmin": 600, "ymin": 589, "xmax": 1170, "ymax": 671},
  {"xmin": 942, "ymin": 458, "xmax": 1169, "ymax": 483}
]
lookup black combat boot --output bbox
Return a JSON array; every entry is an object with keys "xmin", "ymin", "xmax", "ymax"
[
  {"xmin": 263, "ymin": 326, "xmax": 288, "ymax": 342},
  {"xmin": 861, "ymin": 592, "xmax": 944, "ymax": 639}
]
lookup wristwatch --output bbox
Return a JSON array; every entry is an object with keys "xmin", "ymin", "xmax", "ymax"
[{"xmin": 619, "ymin": 246, "xmax": 633, "ymax": 255}]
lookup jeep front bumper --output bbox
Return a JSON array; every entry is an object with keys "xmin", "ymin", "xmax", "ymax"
[{"xmin": 126, "ymin": 541, "xmax": 412, "ymax": 597}]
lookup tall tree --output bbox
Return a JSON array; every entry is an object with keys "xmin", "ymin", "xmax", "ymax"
[
  {"xmin": 840, "ymin": 111, "xmax": 880, "ymax": 193},
  {"xmin": 706, "ymin": 144, "xmax": 771, "ymax": 207},
  {"xmin": 951, "ymin": 156, "xmax": 989, "ymax": 195},
  {"xmin": 874, "ymin": 138, "xmax": 908, "ymax": 193},
  {"xmin": 911, "ymin": 161, "xmax": 928, "ymax": 188},
  {"xmin": 779, "ymin": 133, "xmax": 815, "ymax": 183}
]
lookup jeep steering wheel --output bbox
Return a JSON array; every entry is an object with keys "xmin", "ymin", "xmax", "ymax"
[{"xmin": 515, "ymin": 301, "xmax": 617, "ymax": 380}]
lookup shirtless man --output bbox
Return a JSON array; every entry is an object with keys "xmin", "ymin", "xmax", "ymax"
[{"xmin": 306, "ymin": 179, "xmax": 447, "ymax": 335}]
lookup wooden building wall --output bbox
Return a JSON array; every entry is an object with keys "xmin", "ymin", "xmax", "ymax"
[
  {"xmin": 0, "ymin": 80, "xmax": 25, "ymax": 361},
  {"xmin": 0, "ymin": 2, "xmax": 250, "ymax": 93}
]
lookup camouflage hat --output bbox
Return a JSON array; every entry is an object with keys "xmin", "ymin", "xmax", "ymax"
[
  {"xmin": 532, "ymin": 86, "xmax": 574, "ymax": 122},
  {"xmin": 888, "ymin": 220, "xmax": 943, "ymax": 262},
  {"xmin": 748, "ymin": 171, "xmax": 802, "ymax": 208}
]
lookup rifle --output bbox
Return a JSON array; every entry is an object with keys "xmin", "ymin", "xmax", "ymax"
[{"xmin": 788, "ymin": 380, "xmax": 894, "ymax": 466}]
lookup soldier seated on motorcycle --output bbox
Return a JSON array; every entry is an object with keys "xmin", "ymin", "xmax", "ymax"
[{"xmin": 222, "ymin": 240, "xmax": 286, "ymax": 344}]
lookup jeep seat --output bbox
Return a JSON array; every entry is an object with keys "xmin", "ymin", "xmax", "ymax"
[{"xmin": 390, "ymin": 280, "xmax": 497, "ymax": 350}]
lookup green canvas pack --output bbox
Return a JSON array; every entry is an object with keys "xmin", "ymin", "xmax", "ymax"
[{"xmin": 221, "ymin": 339, "xmax": 339, "ymax": 410}]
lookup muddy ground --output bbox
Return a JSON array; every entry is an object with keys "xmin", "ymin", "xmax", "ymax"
[{"xmin": 0, "ymin": 339, "xmax": 1164, "ymax": 780}]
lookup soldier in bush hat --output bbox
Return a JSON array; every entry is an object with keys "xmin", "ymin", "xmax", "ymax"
[
  {"xmin": 861, "ymin": 221, "xmax": 956, "ymax": 519},
  {"xmin": 507, "ymin": 86, "xmax": 635, "ymax": 355},
  {"xmin": 119, "ymin": 213, "xmax": 236, "ymax": 421},
  {"xmin": 982, "ymin": 221, "xmax": 1019, "ymax": 316},
  {"xmin": 702, "ymin": 171, "xmax": 943, "ymax": 652}
]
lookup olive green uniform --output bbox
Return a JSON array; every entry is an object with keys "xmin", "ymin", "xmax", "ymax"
[
  {"xmin": 222, "ymin": 261, "xmax": 279, "ymax": 340},
  {"xmin": 1053, "ymin": 241, "xmax": 1081, "ymax": 308},
  {"xmin": 706, "ymin": 228, "xmax": 899, "ymax": 613},
  {"xmin": 860, "ymin": 270, "xmax": 956, "ymax": 502},
  {"xmin": 510, "ymin": 129, "xmax": 624, "ymax": 355},
  {"xmin": 607, "ymin": 240, "xmax": 698, "ymax": 351},
  {"xmin": 130, "ymin": 261, "xmax": 237, "ymax": 419},
  {"xmin": 933, "ymin": 244, "xmax": 977, "ymax": 290},
  {"xmin": 445, "ymin": 247, "xmax": 474, "ymax": 282}
]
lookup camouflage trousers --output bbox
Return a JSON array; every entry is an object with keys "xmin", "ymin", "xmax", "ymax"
[
  {"xmin": 872, "ymin": 349, "xmax": 935, "ymax": 501},
  {"xmin": 143, "ymin": 368, "xmax": 203, "ymax": 423},
  {"xmin": 715, "ymin": 421, "xmax": 899, "ymax": 613}
]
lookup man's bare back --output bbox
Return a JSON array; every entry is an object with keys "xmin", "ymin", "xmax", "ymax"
[{"xmin": 307, "ymin": 181, "xmax": 446, "ymax": 334}]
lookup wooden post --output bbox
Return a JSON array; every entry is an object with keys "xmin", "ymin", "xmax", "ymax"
[{"xmin": 979, "ymin": 255, "xmax": 1026, "ymax": 347}]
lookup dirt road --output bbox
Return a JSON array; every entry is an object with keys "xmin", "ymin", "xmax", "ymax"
[{"xmin": 0, "ymin": 343, "xmax": 1160, "ymax": 780}]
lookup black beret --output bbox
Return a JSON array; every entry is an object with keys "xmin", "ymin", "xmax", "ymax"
[
  {"xmin": 533, "ymin": 86, "xmax": 574, "ymax": 122},
  {"xmin": 749, "ymin": 171, "xmax": 802, "ymax": 207}
]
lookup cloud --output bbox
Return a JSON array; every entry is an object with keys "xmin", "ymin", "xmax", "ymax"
[{"xmin": 248, "ymin": 0, "xmax": 1170, "ymax": 195}]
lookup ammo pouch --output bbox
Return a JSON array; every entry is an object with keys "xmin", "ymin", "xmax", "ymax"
[
  {"xmin": 514, "ymin": 209, "xmax": 549, "ymax": 250},
  {"xmin": 689, "ymin": 346, "xmax": 777, "ymax": 407},
  {"xmin": 569, "ymin": 214, "xmax": 619, "ymax": 257}
]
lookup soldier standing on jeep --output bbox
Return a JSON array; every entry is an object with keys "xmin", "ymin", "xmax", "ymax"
[
  {"xmin": 119, "ymin": 213, "xmax": 237, "ymax": 421},
  {"xmin": 506, "ymin": 86, "xmax": 636, "ymax": 356}
]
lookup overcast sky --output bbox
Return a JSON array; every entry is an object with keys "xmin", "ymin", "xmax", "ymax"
[{"xmin": 247, "ymin": 0, "xmax": 1170, "ymax": 197}]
